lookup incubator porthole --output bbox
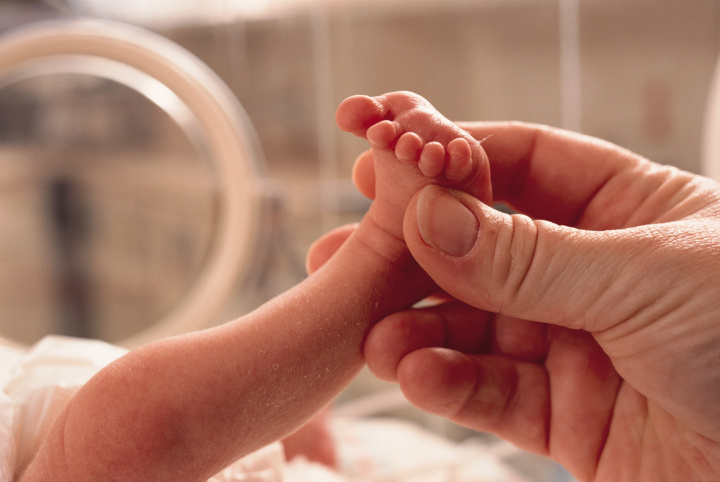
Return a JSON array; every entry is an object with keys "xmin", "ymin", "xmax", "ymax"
[{"xmin": 0, "ymin": 19, "xmax": 266, "ymax": 348}]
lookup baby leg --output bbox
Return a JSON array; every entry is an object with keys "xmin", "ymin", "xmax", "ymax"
[
  {"xmin": 22, "ymin": 92, "xmax": 492, "ymax": 482},
  {"xmin": 336, "ymin": 91, "xmax": 492, "ymax": 241}
]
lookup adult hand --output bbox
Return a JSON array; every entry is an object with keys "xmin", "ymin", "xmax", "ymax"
[{"xmin": 314, "ymin": 122, "xmax": 720, "ymax": 481}]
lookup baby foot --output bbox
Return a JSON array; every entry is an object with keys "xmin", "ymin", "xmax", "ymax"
[{"xmin": 336, "ymin": 91, "xmax": 492, "ymax": 241}]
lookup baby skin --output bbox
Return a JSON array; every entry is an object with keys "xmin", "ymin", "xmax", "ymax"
[
  {"xmin": 19, "ymin": 91, "xmax": 491, "ymax": 481},
  {"xmin": 336, "ymin": 91, "xmax": 493, "ymax": 247}
]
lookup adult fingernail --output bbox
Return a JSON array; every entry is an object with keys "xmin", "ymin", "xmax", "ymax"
[{"xmin": 417, "ymin": 186, "xmax": 478, "ymax": 257}]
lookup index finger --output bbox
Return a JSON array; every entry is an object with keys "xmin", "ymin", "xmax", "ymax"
[{"xmin": 458, "ymin": 121, "xmax": 650, "ymax": 227}]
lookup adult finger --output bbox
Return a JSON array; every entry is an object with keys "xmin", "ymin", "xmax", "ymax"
[
  {"xmin": 364, "ymin": 302, "xmax": 547, "ymax": 382},
  {"xmin": 403, "ymin": 185, "xmax": 680, "ymax": 333},
  {"xmin": 395, "ymin": 327, "xmax": 618, "ymax": 467},
  {"xmin": 457, "ymin": 121, "xmax": 681, "ymax": 229},
  {"xmin": 363, "ymin": 302, "xmax": 492, "ymax": 382},
  {"xmin": 397, "ymin": 347, "xmax": 551, "ymax": 453}
]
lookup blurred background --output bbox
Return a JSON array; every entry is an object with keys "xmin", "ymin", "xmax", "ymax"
[{"xmin": 0, "ymin": 0, "xmax": 719, "ymax": 479}]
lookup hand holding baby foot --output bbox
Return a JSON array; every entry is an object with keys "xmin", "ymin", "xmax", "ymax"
[
  {"xmin": 326, "ymin": 121, "xmax": 720, "ymax": 482},
  {"xmin": 336, "ymin": 91, "xmax": 492, "ymax": 243}
]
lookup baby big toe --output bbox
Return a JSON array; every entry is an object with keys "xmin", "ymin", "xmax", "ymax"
[{"xmin": 336, "ymin": 95, "xmax": 386, "ymax": 136}]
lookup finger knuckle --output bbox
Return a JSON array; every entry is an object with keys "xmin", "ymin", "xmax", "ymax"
[{"xmin": 492, "ymin": 213, "xmax": 540, "ymax": 312}]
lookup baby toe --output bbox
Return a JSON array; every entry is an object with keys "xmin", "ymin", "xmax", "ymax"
[
  {"xmin": 395, "ymin": 132, "xmax": 424, "ymax": 164},
  {"xmin": 418, "ymin": 141, "xmax": 446, "ymax": 178},
  {"xmin": 445, "ymin": 138, "xmax": 474, "ymax": 182},
  {"xmin": 367, "ymin": 120, "xmax": 399, "ymax": 149}
]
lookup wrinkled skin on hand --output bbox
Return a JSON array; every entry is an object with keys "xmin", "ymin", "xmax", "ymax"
[{"xmin": 314, "ymin": 122, "xmax": 720, "ymax": 481}]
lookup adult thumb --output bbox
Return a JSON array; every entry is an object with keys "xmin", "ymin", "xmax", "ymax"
[{"xmin": 404, "ymin": 185, "xmax": 658, "ymax": 333}]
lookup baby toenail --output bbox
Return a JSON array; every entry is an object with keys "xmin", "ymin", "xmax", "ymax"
[{"xmin": 417, "ymin": 186, "xmax": 478, "ymax": 257}]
